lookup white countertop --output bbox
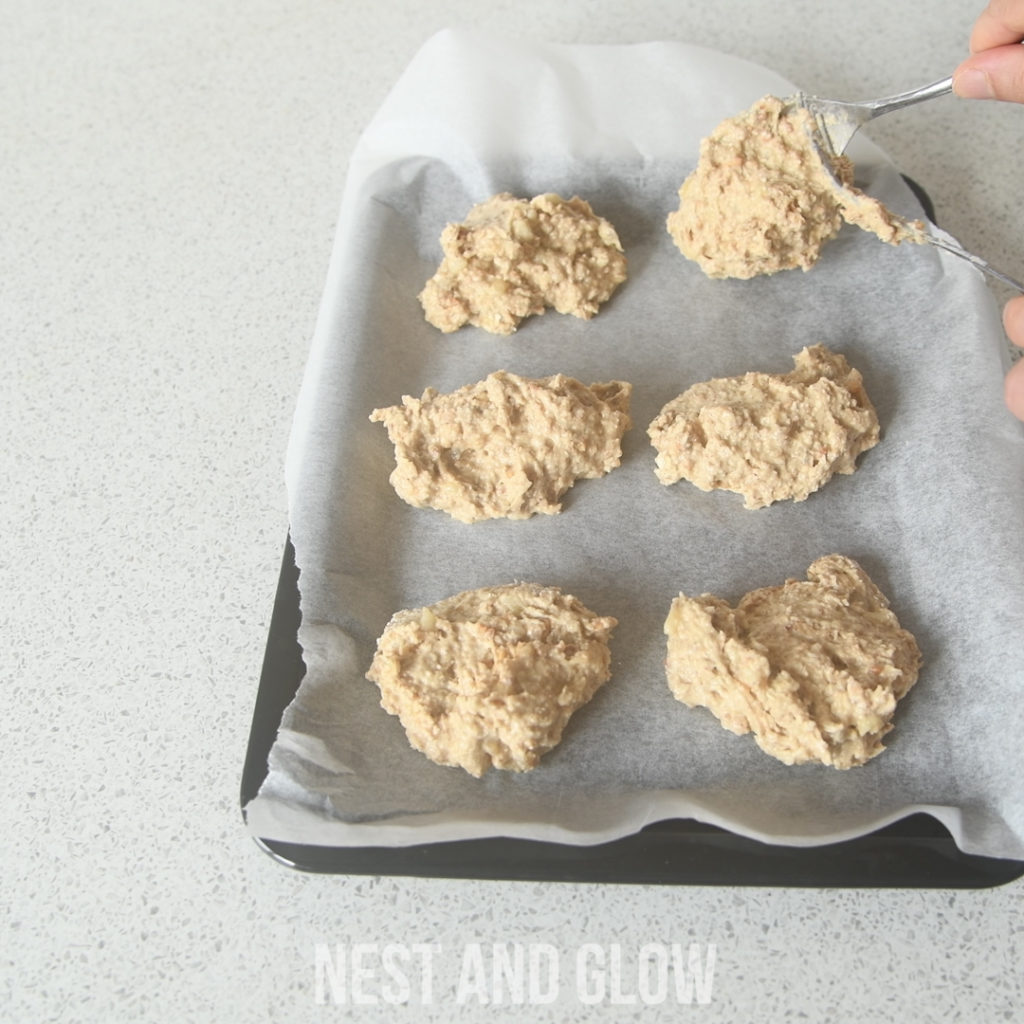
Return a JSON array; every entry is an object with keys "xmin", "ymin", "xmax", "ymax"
[{"xmin": 4, "ymin": 1, "xmax": 1022, "ymax": 1020}]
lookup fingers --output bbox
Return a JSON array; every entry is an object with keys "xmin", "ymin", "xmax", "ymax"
[
  {"xmin": 1004, "ymin": 294, "xmax": 1024, "ymax": 347},
  {"xmin": 953, "ymin": 44, "xmax": 1024, "ymax": 101},
  {"xmin": 1003, "ymin": 297, "xmax": 1024, "ymax": 420},
  {"xmin": 1005, "ymin": 358, "xmax": 1024, "ymax": 420},
  {"xmin": 969, "ymin": 0, "xmax": 1024, "ymax": 52},
  {"xmin": 959, "ymin": 5, "xmax": 1024, "ymax": 419},
  {"xmin": 957, "ymin": 0, "xmax": 1024, "ymax": 101}
]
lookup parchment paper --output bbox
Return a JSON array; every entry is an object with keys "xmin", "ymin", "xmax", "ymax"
[{"xmin": 244, "ymin": 29, "xmax": 1024, "ymax": 858}]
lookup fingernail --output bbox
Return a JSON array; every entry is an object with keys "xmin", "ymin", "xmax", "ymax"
[{"xmin": 954, "ymin": 68, "xmax": 995, "ymax": 99}]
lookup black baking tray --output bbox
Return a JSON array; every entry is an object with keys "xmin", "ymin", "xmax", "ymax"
[
  {"xmin": 240, "ymin": 179, "xmax": 1023, "ymax": 886},
  {"xmin": 240, "ymin": 535, "xmax": 1024, "ymax": 888}
]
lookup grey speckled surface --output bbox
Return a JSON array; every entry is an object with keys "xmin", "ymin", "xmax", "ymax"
[{"xmin": 3, "ymin": 1, "xmax": 1023, "ymax": 1021}]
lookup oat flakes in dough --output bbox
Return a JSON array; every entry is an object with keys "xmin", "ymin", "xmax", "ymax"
[
  {"xmin": 419, "ymin": 192, "xmax": 627, "ymax": 334},
  {"xmin": 366, "ymin": 583, "xmax": 617, "ymax": 777},
  {"xmin": 647, "ymin": 345, "xmax": 879, "ymax": 509},
  {"xmin": 370, "ymin": 370, "xmax": 632, "ymax": 523},
  {"xmin": 664, "ymin": 555, "xmax": 922, "ymax": 769},
  {"xmin": 666, "ymin": 95, "xmax": 925, "ymax": 279}
]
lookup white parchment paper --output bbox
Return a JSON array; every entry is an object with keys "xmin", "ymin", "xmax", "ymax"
[{"xmin": 244, "ymin": 29, "xmax": 1024, "ymax": 858}]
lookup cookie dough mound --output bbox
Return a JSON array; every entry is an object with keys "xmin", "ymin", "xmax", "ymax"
[
  {"xmin": 370, "ymin": 370, "xmax": 632, "ymax": 523},
  {"xmin": 664, "ymin": 555, "xmax": 922, "ymax": 769},
  {"xmin": 647, "ymin": 345, "xmax": 879, "ymax": 509},
  {"xmin": 419, "ymin": 192, "xmax": 627, "ymax": 334},
  {"xmin": 366, "ymin": 583, "xmax": 617, "ymax": 776},
  {"xmin": 666, "ymin": 95, "xmax": 925, "ymax": 279}
]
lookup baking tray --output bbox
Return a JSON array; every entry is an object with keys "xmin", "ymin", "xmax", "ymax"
[{"xmin": 240, "ymin": 532, "xmax": 1024, "ymax": 888}]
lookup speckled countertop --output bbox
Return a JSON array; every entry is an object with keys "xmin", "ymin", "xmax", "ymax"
[{"xmin": 4, "ymin": 1, "xmax": 1023, "ymax": 1021}]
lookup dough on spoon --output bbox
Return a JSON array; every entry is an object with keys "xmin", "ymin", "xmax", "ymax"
[{"xmin": 667, "ymin": 95, "xmax": 925, "ymax": 279}]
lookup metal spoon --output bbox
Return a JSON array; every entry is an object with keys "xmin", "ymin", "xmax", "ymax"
[
  {"xmin": 792, "ymin": 76, "xmax": 953, "ymax": 156},
  {"xmin": 789, "ymin": 78, "xmax": 1024, "ymax": 291}
]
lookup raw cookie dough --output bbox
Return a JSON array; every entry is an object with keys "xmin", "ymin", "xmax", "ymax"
[
  {"xmin": 664, "ymin": 555, "xmax": 922, "ymax": 769},
  {"xmin": 370, "ymin": 370, "xmax": 632, "ymax": 523},
  {"xmin": 419, "ymin": 192, "xmax": 627, "ymax": 334},
  {"xmin": 647, "ymin": 344, "xmax": 879, "ymax": 509},
  {"xmin": 666, "ymin": 95, "xmax": 926, "ymax": 279},
  {"xmin": 366, "ymin": 583, "xmax": 617, "ymax": 776}
]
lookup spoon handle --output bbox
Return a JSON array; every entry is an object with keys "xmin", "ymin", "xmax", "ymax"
[
  {"xmin": 866, "ymin": 77, "xmax": 954, "ymax": 117},
  {"xmin": 925, "ymin": 234, "xmax": 1024, "ymax": 293}
]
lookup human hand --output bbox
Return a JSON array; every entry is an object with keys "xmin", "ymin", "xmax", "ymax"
[
  {"xmin": 953, "ymin": 0, "xmax": 1024, "ymax": 101},
  {"xmin": 954, "ymin": 2, "xmax": 1024, "ymax": 421}
]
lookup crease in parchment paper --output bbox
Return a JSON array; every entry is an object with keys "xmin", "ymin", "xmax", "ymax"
[{"xmin": 244, "ymin": 29, "xmax": 1024, "ymax": 859}]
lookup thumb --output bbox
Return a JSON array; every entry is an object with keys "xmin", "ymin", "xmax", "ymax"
[{"xmin": 953, "ymin": 44, "xmax": 1024, "ymax": 102}]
